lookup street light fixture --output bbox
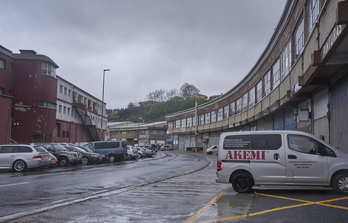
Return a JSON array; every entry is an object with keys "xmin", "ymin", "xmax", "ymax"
[{"xmin": 101, "ymin": 69, "xmax": 110, "ymax": 133}]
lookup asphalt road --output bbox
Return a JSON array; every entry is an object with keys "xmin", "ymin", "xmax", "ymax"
[
  {"xmin": 1, "ymin": 151, "xmax": 347, "ymax": 223},
  {"xmin": 0, "ymin": 151, "xmax": 228, "ymax": 223}
]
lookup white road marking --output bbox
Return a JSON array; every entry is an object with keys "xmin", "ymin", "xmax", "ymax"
[{"xmin": 0, "ymin": 182, "xmax": 29, "ymax": 188}]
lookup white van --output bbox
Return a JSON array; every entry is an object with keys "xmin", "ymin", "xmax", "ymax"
[{"xmin": 216, "ymin": 131, "xmax": 348, "ymax": 194}]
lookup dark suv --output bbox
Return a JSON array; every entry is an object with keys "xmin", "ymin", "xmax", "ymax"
[{"xmin": 33, "ymin": 143, "xmax": 81, "ymax": 167}]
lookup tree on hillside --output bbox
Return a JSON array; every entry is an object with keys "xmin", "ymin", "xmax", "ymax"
[
  {"xmin": 180, "ymin": 83, "xmax": 200, "ymax": 99},
  {"xmin": 146, "ymin": 89, "xmax": 166, "ymax": 102}
]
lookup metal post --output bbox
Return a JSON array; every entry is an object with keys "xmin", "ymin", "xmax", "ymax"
[{"xmin": 101, "ymin": 69, "xmax": 110, "ymax": 133}]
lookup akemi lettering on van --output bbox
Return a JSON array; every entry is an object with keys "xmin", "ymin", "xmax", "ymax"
[{"xmin": 225, "ymin": 150, "xmax": 266, "ymax": 160}]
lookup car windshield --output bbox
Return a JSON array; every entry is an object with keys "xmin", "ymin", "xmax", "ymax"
[
  {"xmin": 53, "ymin": 144, "xmax": 68, "ymax": 151},
  {"xmin": 74, "ymin": 147, "xmax": 85, "ymax": 153},
  {"xmin": 81, "ymin": 147, "xmax": 93, "ymax": 153}
]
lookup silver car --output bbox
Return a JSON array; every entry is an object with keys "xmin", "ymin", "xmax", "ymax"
[{"xmin": 0, "ymin": 144, "xmax": 50, "ymax": 172}]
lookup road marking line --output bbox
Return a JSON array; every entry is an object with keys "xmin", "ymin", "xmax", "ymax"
[
  {"xmin": 194, "ymin": 192, "xmax": 348, "ymax": 223},
  {"xmin": 185, "ymin": 191, "xmax": 226, "ymax": 223},
  {"xmin": 0, "ymin": 182, "xmax": 29, "ymax": 188}
]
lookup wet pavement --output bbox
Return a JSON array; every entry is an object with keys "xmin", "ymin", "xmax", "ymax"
[{"xmin": 1, "ymin": 151, "xmax": 256, "ymax": 223}]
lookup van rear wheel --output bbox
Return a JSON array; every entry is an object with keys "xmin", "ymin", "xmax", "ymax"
[
  {"xmin": 232, "ymin": 174, "xmax": 254, "ymax": 193},
  {"xmin": 333, "ymin": 173, "xmax": 348, "ymax": 195}
]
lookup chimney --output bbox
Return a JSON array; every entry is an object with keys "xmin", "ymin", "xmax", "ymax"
[{"xmin": 19, "ymin": 49, "xmax": 37, "ymax": 55}]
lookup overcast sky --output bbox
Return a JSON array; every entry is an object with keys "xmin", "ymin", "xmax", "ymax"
[{"xmin": 2, "ymin": 0, "xmax": 287, "ymax": 109}]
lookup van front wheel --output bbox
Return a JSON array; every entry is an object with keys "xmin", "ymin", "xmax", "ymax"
[
  {"xmin": 333, "ymin": 173, "xmax": 348, "ymax": 195},
  {"xmin": 108, "ymin": 155, "xmax": 116, "ymax": 163},
  {"xmin": 232, "ymin": 174, "xmax": 254, "ymax": 193}
]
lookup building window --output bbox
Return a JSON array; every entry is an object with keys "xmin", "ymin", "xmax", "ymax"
[
  {"xmin": 281, "ymin": 40, "xmax": 292, "ymax": 80},
  {"xmin": 211, "ymin": 110, "xmax": 217, "ymax": 122},
  {"xmin": 308, "ymin": 0, "xmax": 319, "ymax": 31},
  {"xmin": 64, "ymin": 87, "xmax": 67, "ymax": 95},
  {"xmin": 175, "ymin": 120, "xmax": 181, "ymax": 129},
  {"xmin": 181, "ymin": 119, "xmax": 186, "ymax": 128},
  {"xmin": 39, "ymin": 101, "xmax": 56, "ymax": 110},
  {"xmin": 272, "ymin": 59, "xmax": 281, "ymax": 88},
  {"xmin": 68, "ymin": 89, "xmax": 71, "ymax": 97},
  {"xmin": 294, "ymin": 17, "xmax": 304, "ymax": 58},
  {"xmin": 256, "ymin": 80, "xmax": 263, "ymax": 103},
  {"xmin": 0, "ymin": 58, "xmax": 5, "ymax": 69},
  {"xmin": 242, "ymin": 93, "xmax": 248, "ymax": 111},
  {"xmin": 60, "ymin": 85, "xmax": 63, "ymax": 94},
  {"xmin": 199, "ymin": 114, "xmax": 205, "ymax": 125},
  {"xmin": 205, "ymin": 113, "xmax": 211, "ymax": 124},
  {"xmin": 59, "ymin": 105, "xmax": 62, "ymax": 113},
  {"xmin": 224, "ymin": 105, "xmax": 229, "ymax": 119},
  {"xmin": 264, "ymin": 71, "xmax": 271, "ymax": 95},
  {"xmin": 217, "ymin": 108, "xmax": 223, "ymax": 121},
  {"xmin": 230, "ymin": 101, "xmax": 236, "ymax": 116},
  {"xmin": 248, "ymin": 87, "xmax": 255, "ymax": 107},
  {"xmin": 187, "ymin": 117, "xmax": 192, "ymax": 127},
  {"xmin": 236, "ymin": 98, "xmax": 242, "ymax": 114},
  {"xmin": 193, "ymin": 116, "xmax": 197, "ymax": 127},
  {"xmin": 41, "ymin": 63, "xmax": 56, "ymax": 77}
]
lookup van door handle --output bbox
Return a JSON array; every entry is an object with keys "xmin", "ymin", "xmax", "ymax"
[
  {"xmin": 274, "ymin": 154, "xmax": 280, "ymax": 160},
  {"xmin": 288, "ymin": 155, "xmax": 297, "ymax": 159}
]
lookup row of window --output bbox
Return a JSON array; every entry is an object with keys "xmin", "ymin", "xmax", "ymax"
[{"xmin": 172, "ymin": 0, "xmax": 319, "ymax": 130}]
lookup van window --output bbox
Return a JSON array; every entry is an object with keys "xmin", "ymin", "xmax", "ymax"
[
  {"xmin": 223, "ymin": 134, "xmax": 281, "ymax": 150},
  {"xmin": 95, "ymin": 142, "xmax": 120, "ymax": 149},
  {"xmin": 288, "ymin": 134, "xmax": 337, "ymax": 157},
  {"xmin": 251, "ymin": 134, "xmax": 281, "ymax": 150},
  {"xmin": 288, "ymin": 135, "xmax": 318, "ymax": 154},
  {"xmin": 223, "ymin": 135, "xmax": 250, "ymax": 150}
]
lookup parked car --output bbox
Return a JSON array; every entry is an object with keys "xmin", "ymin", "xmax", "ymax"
[
  {"xmin": 45, "ymin": 152, "xmax": 58, "ymax": 168},
  {"xmin": 136, "ymin": 147, "xmax": 145, "ymax": 158},
  {"xmin": 0, "ymin": 144, "xmax": 50, "ymax": 172},
  {"xmin": 33, "ymin": 143, "xmax": 81, "ymax": 167},
  {"xmin": 206, "ymin": 145, "xmax": 217, "ymax": 155},
  {"xmin": 160, "ymin": 145, "xmax": 173, "ymax": 150},
  {"xmin": 127, "ymin": 146, "xmax": 138, "ymax": 160},
  {"xmin": 79, "ymin": 146, "xmax": 106, "ymax": 163},
  {"xmin": 141, "ymin": 147, "xmax": 156, "ymax": 157},
  {"xmin": 83, "ymin": 141, "xmax": 127, "ymax": 162},
  {"xmin": 64, "ymin": 145, "xmax": 103, "ymax": 165}
]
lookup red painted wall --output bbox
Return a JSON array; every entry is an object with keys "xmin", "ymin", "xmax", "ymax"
[{"xmin": 11, "ymin": 58, "xmax": 58, "ymax": 143}]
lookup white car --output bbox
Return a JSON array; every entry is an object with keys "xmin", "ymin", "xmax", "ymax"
[
  {"xmin": 160, "ymin": 145, "xmax": 172, "ymax": 150},
  {"xmin": 206, "ymin": 145, "xmax": 217, "ymax": 155},
  {"xmin": 0, "ymin": 144, "xmax": 50, "ymax": 172}
]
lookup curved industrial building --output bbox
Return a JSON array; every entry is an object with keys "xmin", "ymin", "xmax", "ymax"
[{"xmin": 165, "ymin": 0, "xmax": 348, "ymax": 151}]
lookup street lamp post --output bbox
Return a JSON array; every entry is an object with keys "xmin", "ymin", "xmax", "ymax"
[{"xmin": 101, "ymin": 69, "xmax": 110, "ymax": 133}]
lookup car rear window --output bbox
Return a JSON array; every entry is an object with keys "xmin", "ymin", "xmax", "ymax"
[{"xmin": 33, "ymin": 146, "xmax": 47, "ymax": 152}]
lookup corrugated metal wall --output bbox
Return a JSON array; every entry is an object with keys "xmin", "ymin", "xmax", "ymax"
[{"xmin": 330, "ymin": 72, "xmax": 348, "ymax": 151}]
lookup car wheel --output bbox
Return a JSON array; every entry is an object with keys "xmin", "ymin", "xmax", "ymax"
[
  {"xmin": 81, "ymin": 157, "xmax": 89, "ymax": 165},
  {"xmin": 59, "ymin": 157, "xmax": 69, "ymax": 167},
  {"xmin": 13, "ymin": 160, "xmax": 27, "ymax": 172},
  {"xmin": 108, "ymin": 155, "xmax": 116, "ymax": 163},
  {"xmin": 232, "ymin": 173, "xmax": 254, "ymax": 193},
  {"xmin": 333, "ymin": 173, "xmax": 348, "ymax": 195}
]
